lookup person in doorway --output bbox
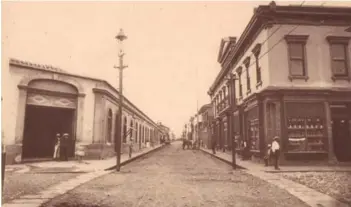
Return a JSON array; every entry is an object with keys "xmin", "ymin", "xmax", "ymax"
[
  {"xmin": 129, "ymin": 138, "xmax": 134, "ymax": 158},
  {"xmin": 264, "ymin": 144, "xmax": 272, "ymax": 167},
  {"xmin": 211, "ymin": 138, "xmax": 217, "ymax": 154},
  {"xmin": 53, "ymin": 133, "xmax": 61, "ymax": 160},
  {"xmin": 271, "ymin": 136, "xmax": 281, "ymax": 170},
  {"xmin": 60, "ymin": 133, "xmax": 69, "ymax": 161}
]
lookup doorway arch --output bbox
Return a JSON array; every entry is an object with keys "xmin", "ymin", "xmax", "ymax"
[{"xmin": 22, "ymin": 79, "xmax": 79, "ymax": 159}]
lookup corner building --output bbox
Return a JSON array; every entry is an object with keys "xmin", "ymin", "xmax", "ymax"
[{"xmin": 209, "ymin": 3, "xmax": 351, "ymax": 164}]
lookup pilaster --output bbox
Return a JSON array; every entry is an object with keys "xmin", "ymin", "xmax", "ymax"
[
  {"xmin": 14, "ymin": 87, "xmax": 27, "ymax": 144},
  {"xmin": 325, "ymin": 101, "xmax": 338, "ymax": 164}
]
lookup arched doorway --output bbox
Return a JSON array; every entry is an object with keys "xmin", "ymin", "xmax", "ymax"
[{"xmin": 22, "ymin": 79, "xmax": 78, "ymax": 159}]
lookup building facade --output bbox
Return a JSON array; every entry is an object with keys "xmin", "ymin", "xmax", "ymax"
[
  {"xmin": 2, "ymin": 58, "xmax": 161, "ymax": 164},
  {"xmin": 197, "ymin": 104, "xmax": 213, "ymax": 149},
  {"xmin": 209, "ymin": 2, "xmax": 351, "ymax": 164}
]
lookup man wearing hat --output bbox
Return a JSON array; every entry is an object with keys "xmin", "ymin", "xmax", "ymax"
[
  {"xmin": 60, "ymin": 133, "xmax": 69, "ymax": 161},
  {"xmin": 271, "ymin": 136, "xmax": 281, "ymax": 170}
]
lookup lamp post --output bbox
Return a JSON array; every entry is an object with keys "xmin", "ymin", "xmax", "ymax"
[
  {"xmin": 114, "ymin": 29, "xmax": 128, "ymax": 172},
  {"xmin": 226, "ymin": 73, "xmax": 238, "ymax": 170}
]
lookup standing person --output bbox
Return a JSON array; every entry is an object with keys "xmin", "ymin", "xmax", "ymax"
[
  {"xmin": 75, "ymin": 140, "xmax": 85, "ymax": 163},
  {"xmin": 264, "ymin": 144, "xmax": 272, "ymax": 167},
  {"xmin": 211, "ymin": 138, "xmax": 217, "ymax": 154},
  {"xmin": 53, "ymin": 133, "xmax": 61, "ymax": 160},
  {"xmin": 129, "ymin": 138, "xmax": 134, "ymax": 158},
  {"xmin": 182, "ymin": 138, "xmax": 187, "ymax": 150},
  {"xmin": 271, "ymin": 136, "xmax": 281, "ymax": 170},
  {"xmin": 60, "ymin": 133, "xmax": 69, "ymax": 161}
]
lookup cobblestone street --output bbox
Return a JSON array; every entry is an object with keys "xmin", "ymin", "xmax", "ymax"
[{"xmin": 41, "ymin": 142, "xmax": 308, "ymax": 207}]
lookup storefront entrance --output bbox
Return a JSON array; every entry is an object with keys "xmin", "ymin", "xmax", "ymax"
[
  {"xmin": 22, "ymin": 105, "xmax": 75, "ymax": 159},
  {"xmin": 331, "ymin": 105, "xmax": 351, "ymax": 162},
  {"xmin": 21, "ymin": 79, "xmax": 79, "ymax": 160}
]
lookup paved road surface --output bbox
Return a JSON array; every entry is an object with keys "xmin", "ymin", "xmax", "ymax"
[{"xmin": 41, "ymin": 142, "xmax": 308, "ymax": 207}]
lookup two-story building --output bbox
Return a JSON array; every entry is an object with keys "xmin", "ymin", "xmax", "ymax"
[
  {"xmin": 209, "ymin": 2, "xmax": 351, "ymax": 164},
  {"xmin": 197, "ymin": 104, "xmax": 213, "ymax": 149},
  {"xmin": 2, "ymin": 58, "xmax": 161, "ymax": 164}
]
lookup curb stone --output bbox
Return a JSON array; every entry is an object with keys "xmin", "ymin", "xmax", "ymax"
[
  {"xmin": 105, "ymin": 144, "xmax": 167, "ymax": 170},
  {"xmin": 199, "ymin": 148, "xmax": 246, "ymax": 170},
  {"xmin": 199, "ymin": 148, "xmax": 349, "ymax": 207}
]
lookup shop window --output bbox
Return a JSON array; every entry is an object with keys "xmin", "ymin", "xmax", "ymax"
[
  {"xmin": 252, "ymin": 43, "xmax": 262, "ymax": 87},
  {"xmin": 326, "ymin": 36, "xmax": 350, "ymax": 81},
  {"xmin": 287, "ymin": 117, "xmax": 326, "ymax": 152},
  {"xmin": 284, "ymin": 35, "xmax": 309, "ymax": 81},
  {"xmin": 286, "ymin": 102, "xmax": 326, "ymax": 153},
  {"xmin": 248, "ymin": 119, "xmax": 259, "ymax": 151}
]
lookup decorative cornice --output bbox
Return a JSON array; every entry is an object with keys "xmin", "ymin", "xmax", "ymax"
[
  {"xmin": 284, "ymin": 35, "xmax": 309, "ymax": 43},
  {"xmin": 236, "ymin": 66, "xmax": 243, "ymax": 75},
  {"xmin": 326, "ymin": 36, "xmax": 350, "ymax": 44},
  {"xmin": 243, "ymin": 56, "xmax": 251, "ymax": 69},
  {"xmin": 252, "ymin": 43, "xmax": 262, "ymax": 57}
]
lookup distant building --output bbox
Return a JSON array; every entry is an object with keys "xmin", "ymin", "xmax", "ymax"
[
  {"xmin": 157, "ymin": 122, "xmax": 170, "ymax": 142},
  {"xmin": 197, "ymin": 104, "xmax": 213, "ymax": 149},
  {"xmin": 208, "ymin": 2, "xmax": 351, "ymax": 164}
]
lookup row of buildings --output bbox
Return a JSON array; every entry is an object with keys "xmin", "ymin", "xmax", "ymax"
[
  {"xmin": 2, "ymin": 58, "xmax": 170, "ymax": 164},
  {"xmin": 191, "ymin": 2, "xmax": 351, "ymax": 164}
]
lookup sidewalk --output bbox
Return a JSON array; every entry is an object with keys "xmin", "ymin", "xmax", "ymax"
[
  {"xmin": 2, "ymin": 144, "xmax": 165, "ymax": 207},
  {"xmin": 200, "ymin": 147, "xmax": 350, "ymax": 207}
]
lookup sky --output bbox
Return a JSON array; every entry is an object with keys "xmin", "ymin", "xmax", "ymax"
[{"xmin": 2, "ymin": 0, "xmax": 350, "ymax": 136}]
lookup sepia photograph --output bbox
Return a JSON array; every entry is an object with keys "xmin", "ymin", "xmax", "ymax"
[{"xmin": 1, "ymin": 0, "xmax": 351, "ymax": 206}]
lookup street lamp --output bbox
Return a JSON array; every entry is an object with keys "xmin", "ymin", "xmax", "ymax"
[
  {"xmin": 226, "ymin": 73, "xmax": 238, "ymax": 170},
  {"xmin": 114, "ymin": 29, "xmax": 128, "ymax": 171}
]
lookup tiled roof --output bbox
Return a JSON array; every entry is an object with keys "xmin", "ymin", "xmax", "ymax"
[{"xmin": 10, "ymin": 58, "xmax": 67, "ymax": 73}]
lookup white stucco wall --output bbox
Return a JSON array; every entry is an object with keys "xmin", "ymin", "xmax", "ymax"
[
  {"xmin": 267, "ymin": 24, "xmax": 351, "ymax": 89},
  {"xmin": 232, "ymin": 27, "xmax": 270, "ymax": 104},
  {"xmin": 2, "ymin": 64, "xmax": 98, "ymax": 145}
]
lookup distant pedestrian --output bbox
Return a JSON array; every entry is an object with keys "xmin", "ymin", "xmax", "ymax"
[
  {"xmin": 242, "ymin": 140, "xmax": 250, "ymax": 160},
  {"xmin": 60, "ymin": 133, "xmax": 69, "ymax": 161},
  {"xmin": 264, "ymin": 144, "xmax": 272, "ymax": 166},
  {"xmin": 271, "ymin": 136, "xmax": 281, "ymax": 170},
  {"xmin": 182, "ymin": 138, "xmax": 187, "ymax": 150},
  {"xmin": 211, "ymin": 138, "xmax": 216, "ymax": 154},
  {"xmin": 53, "ymin": 133, "xmax": 61, "ymax": 160}
]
